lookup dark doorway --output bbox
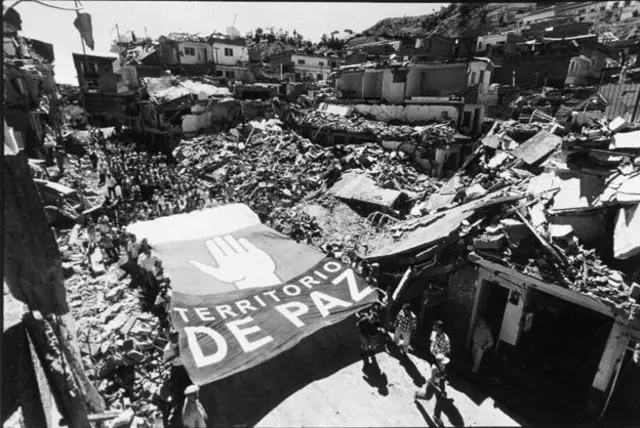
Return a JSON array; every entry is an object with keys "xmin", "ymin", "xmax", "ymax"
[
  {"xmin": 482, "ymin": 281, "xmax": 510, "ymax": 342},
  {"xmin": 490, "ymin": 289, "xmax": 614, "ymax": 423},
  {"xmin": 604, "ymin": 342, "xmax": 640, "ymax": 424}
]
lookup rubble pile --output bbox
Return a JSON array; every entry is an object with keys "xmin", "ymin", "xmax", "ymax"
[
  {"xmin": 58, "ymin": 234, "xmax": 166, "ymax": 426},
  {"xmin": 335, "ymin": 144, "xmax": 439, "ymax": 196},
  {"xmin": 385, "ymin": 113, "xmax": 640, "ymax": 314},
  {"xmin": 174, "ymin": 125, "xmax": 440, "ymax": 228},
  {"xmin": 301, "ymin": 110, "xmax": 417, "ymax": 141}
]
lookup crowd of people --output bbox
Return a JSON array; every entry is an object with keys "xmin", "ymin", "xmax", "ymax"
[
  {"xmin": 67, "ymin": 126, "xmax": 488, "ymax": 427},
  {"xmin": 74, "ymin": 127, "xmax": 209, "ymax": 427}
]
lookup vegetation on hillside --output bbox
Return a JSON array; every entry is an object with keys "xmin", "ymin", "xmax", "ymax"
[{"xmin": 362, "ymin": 2, "xmax": 640, "ymax": 41}]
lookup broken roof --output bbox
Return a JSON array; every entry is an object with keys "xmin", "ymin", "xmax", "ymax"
[
  {"xmin": 141, "ymin": 77, "xmax": 232, "ymax": 105},
  {"xmin": 163, "ymin": 32, "xmax": 209, "ymax": 44}
]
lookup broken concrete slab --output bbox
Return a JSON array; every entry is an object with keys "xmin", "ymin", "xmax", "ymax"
[
  {"xmin": 487, "ymin": 151, "xmax": 511, "ymax": 169},
  {"xmin": 529, "ymin": 171, "xmax": 605, "ymax": 213},
  {"xmin": 473, "ymin": 234, "xmax": 505, "ymax": 250},
  {"xmin": 105, "ymin": 285, "xmax": 125, "ymax": 303},
  {"xmin": 609, "ymin": 130, "xmax": 640, "ymax": 151},
  {"xmin": 608, "ymin": 117, "xmax": 626, "ymax": 133},
  {"xmin": 419, "ymin": 175, "xmax": 464, "ymax": 213},
  {"xmin": 512, "ymin": 130, "xmax": 562, "ymax": 165},
  {"xmin": 549, "ymin": 212, "xmax": 607, "ymax": 244},
  {"xmin": 329, "ymin": 172, "xmax": 406, "ymax": 211},
  {"xmin": 614, "ymin": 204, "xmax": 640, "ymax": 260},
  {"xmin": 481, "ymin": 134, "xmax": 501, "ymax": 149},
  {"xmin": 318, "ymin": 103, "xmax": 354, "ymax": 117},
  {"xmin": 500, "ymin": 218, "xmax": 529, "ymax": 245}
]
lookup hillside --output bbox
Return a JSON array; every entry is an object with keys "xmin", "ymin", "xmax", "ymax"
[
  {"xmin": 362, "ymin": 3, "xmax": 516, "ymax": 39},
  {"xmin": 362, "ymin": 3, "xmax": 640, "ymax": 40}
]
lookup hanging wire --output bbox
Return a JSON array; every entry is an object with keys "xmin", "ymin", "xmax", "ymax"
[
  {"xmin": 5, "ymin": 0, "xmax": 83, "ymax": 12},
  {"xmin": 32, "ymin": 0, "xmax": 82, "ymax": 11}
]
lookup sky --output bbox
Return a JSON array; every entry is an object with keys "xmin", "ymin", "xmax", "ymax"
[{"xmin": 15, "ymin": 1, "xmax": 445, "ymax": 85}]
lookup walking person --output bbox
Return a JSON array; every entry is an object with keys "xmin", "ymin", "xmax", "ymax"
[
  {"xmin": 357, "ymin": 310, "xmax": 384, "ymax": 364},
  {"xmin": 430, "ymin": 320, "xmax": 451, "ymax": 361},
  {"xmin": 393, "ymin": 303, "xmax": 417, "ymax": 355},
  {"xmin": 415, "ymin": 353, "xmax": 451, "ymax": 427},
  {"xmin": 471, "ymin": 317, "xmax": 494, "ymax": 374}
]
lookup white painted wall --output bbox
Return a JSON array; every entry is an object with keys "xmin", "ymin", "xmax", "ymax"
[
  {"xmin": 468, "ymin": 61, "xmax": 491, "ymax": 92},
  {"xmin": 178, "ymin": 42, "xmax": 212, "ymax": 65},
  {"xmin": 476, "ymin": 34, "xmax": 508, "ymax": 52},
  {"xmin": 211, "ymin": 41, "xmax": 248, "ymax": 66}
]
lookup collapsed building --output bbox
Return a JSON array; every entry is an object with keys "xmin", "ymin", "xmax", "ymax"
[
  {"xmin": 138, "ymin": 76, "xmax": 236, "ymax": 150},
  {"xmin": 4, "ymin": 9, "xmax": 60, "ymax": 156},
  {"xmin": 333, "ymin": 58, "xmax": 494, "ymax": 135},
  {"xmin": 158, "ymin": 104, "xmax": 640, "ymax": 423}
]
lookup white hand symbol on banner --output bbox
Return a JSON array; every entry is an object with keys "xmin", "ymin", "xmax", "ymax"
[{"xmin": 189, "ymin": 235, "xmax": 282, "ymax": 290}]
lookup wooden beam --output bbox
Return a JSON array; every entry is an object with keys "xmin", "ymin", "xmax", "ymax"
[{"xmin": 468, "ymin": 253, "xmax": 618, "ymax": 319}]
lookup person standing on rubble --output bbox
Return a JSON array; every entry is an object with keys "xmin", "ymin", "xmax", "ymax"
[
  {"xmin": 98, "ymin": 160, "xmax": 107, "ymax": 186},
  {"xmin": 98, "ymin": 231, "xmax": 119, "ymax": 263},
  {"xmin": 394, "ymin": 303, "xmax": 417, "ymax": 355},
  {"xmin": 471, "ymin": 317, "xmax": 494, "ymax": 374},
  {"xmin": 54, "ymin": 145, "xmax": 66, "ymax": 175},
  {"xmin": 88, "ymin": 148, "xmax": 99, "ymax": 171},
  {"xmin": 105, "ymin": 173, "xmax": 117, "ymax": 200},
  {"xmin": 86, "ymin": 219, "xmax": 97, "ymax": 245}
]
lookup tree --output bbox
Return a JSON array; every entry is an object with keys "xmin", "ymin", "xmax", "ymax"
[
  {"xmin": 320, "ymin": 33, "xmax": 329, "ymax": 46},
  {"xmin": 330, "ymin": 30, "xmax": 340, "ymax": 40},
  {"xmin": 344, "ymin": 29, "xmax": 354, "ymax": 35}
]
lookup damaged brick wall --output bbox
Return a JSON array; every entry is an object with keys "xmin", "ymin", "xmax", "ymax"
[{"xmin": 443, "ymin": 264, "xmax": 479, "ymax": 371}]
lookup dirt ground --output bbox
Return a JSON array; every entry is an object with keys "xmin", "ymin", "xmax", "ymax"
[{"xmin": 200, "ymin": 317, "xmax": 521, "ymax": 427}]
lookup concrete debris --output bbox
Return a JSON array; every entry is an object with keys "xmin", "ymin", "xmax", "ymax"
[
  {"xmin": 614, "ymin": 204, "xmax": 640, "ymax": 260},
  {"xmin": 301, "ymin": 110, "xmax": 422, "ymax": 141}
]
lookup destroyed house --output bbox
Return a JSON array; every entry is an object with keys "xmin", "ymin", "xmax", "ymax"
[
  {"xmin": 565, "ymin": 42, "xmax": 615, "ymax": 86},
  {"xmin": 112, "ymin": 42, "xmax": 165, "ymax": 92},
  {"xmin": 210, "ymin": 37, "xmax": 251, "ymax": 82},
  {"xmin": 334, "ymin": 60, "xmax": 492, "ymax": 134},
  {"xmin": 72, "ymin": 51, "xmax": 131, "ymax": 126},
  {"xmin": 491, "ymin": 35, "xmax": 605, "ymax": 88},
  {"xmin": 139, "ymin": 76, "xmax": 235, "ymax": 148},
  {"xmin": 362, "ymin": 120, "xmax": 640, "ymax": 421},
  {"xmin": 269, "ymin": 52, "xmax": 343, "ymax": 82},
  {"xmin": 398, "ymin": 35, "xmax": 457, "ymax": 62},
  {"xmin": 4, "ymin": 36, "xmax": 58, "ymax": 154},
  {"xmin": 344, "ymin": 39, "xmax": 401, "ymax": 64}
]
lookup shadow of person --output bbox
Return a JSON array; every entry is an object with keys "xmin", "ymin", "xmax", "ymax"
[
  {"xmin": 414, "ymin": 399, "xmax": 439, "ymax": 428},
  {"xmin": 436, "ymin": 396, "xmax": 465, "ymax": 427},
  {"xmin": 362, "ymin": 355, "xmax": 389, "ymax": 396},
  {"xmin": 398, "ymin": 353, "xmax": 426, "ymax": 387}
]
